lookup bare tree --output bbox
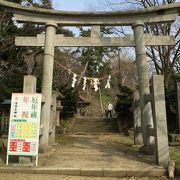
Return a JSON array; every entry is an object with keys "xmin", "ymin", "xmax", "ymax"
[
  {"xmin": 111, "ymin": 49, "xmax": 138, "ymax": 90},
  {"xmin": 89, "ymin": 0, "xmax": 180, "ymax": 87},
  {"xmin": 139, "ymin": 0, "xmax": 180, "ymax": 87}
]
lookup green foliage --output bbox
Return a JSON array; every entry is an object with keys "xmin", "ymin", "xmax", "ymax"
[
  {"xmin": 165, "ymin": 74, "xmax": 180, "ymax": 113},
  {"xmin": 40, "ymin": 0, "xmax": 52, "ymax": 9},
  {"xmin": 101, "ymin": 91, "xmax": 115, "ymax": 110},
  {"xmin": 57, "ymin": 28, "xmax": 74, "ymax": 37},
  {"xmin": 0, "ymin": 0, "xmax": 73, "ymax": 102},
  {"xmin": 170, "ymin": 146, "xmax": 180, "ymax": 167},
  {"xmin": 8, "ymin": 0, "xmax": 52, "ymax": 8},
  {"xmin": 59, "ymin": 85, "xmax": 78, "ymax": 119},
  {"xmin": 165, "ymin": 84, "xmax": 176, "ymax": 113},
  {"xmin": 0, "ymin": 76, "xmax": 23, "ymax": 101},
  {"xmin": 79, "ymin": 27, "xmax": 91, "ymax": 37},
  {"xmin": 7, "ymin": 0, "xmax": 22, "ymax": 3},
  {"xmin": 115, "ymin": 85, "xmax": 133, "ymax": 116},
  {"xmin": 75, "ymin": 28, "xmax": 112, "ymax": 77},
  {"xmin": 0, "ymin": 14, "xmax": 27, "ymax": 101}
]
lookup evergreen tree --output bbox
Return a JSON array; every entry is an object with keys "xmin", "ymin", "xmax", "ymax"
[
  {"xmin": 115, "ymin": 85, "xmax": 133, "ymax": 131},
  {"xmin": 115, "ymin": 85, "xmax": 133, "ymax": 116},
  {"xmin": 74, "ymin": 28, "xmax": 112, "ymax": 82},
  {"xmin": 59, "ymin": 85, "xmax": 78, "ymax": 119}
]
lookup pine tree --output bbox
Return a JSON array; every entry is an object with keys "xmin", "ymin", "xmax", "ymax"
[{"xmin": 59, "ymin": 85, "xmax": 78, "ymax": 119}]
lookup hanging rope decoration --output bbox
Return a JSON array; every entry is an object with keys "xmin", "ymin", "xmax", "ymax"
[
  {"xmin": 105, "ymin": 75, "xmax": 111, "ymax": 89},
  {"xmin": 82, "ymin": 77, "xmax": 87, "ymax": 91},
  {"xmin": 93, "ymin": 78, "xmax": 100, "ymax": 91},
  {"xmin": 71, "ymin": 73, "xmax": 77, "ymax": 88},
  {"xmin": 54, "ymin": 59, "xmax": 123, "ymax": 91}
]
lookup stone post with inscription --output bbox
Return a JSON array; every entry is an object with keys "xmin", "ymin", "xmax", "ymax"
[{"xmin": 19, "ymin": 75, "xmax": 37, "ymax": 165}]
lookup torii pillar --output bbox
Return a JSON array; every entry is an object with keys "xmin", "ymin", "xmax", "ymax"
[
  {"xmin": 132, "ymin": 21, "xmax": 154, "ymax": 150},
  {"xmin": 39, "ymin": 22, "xmax": 57, "ymax": 151}
]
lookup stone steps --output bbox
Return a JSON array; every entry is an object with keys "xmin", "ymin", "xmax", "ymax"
[
  {"xmin": 89, "ymin": 92, "xmax": 103, "ymax": 117},
  {"xmin": 0, "ymin": 167, "xmax": 166, "ymax": 178},
  {"xmin": 68, "ymin": 117, "xmax": 119, "ymax": 133}
]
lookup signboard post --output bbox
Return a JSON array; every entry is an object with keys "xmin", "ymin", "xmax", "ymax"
[{"xmin": 6, "ymin": 93, "xmax": 42, "ymax": 166}]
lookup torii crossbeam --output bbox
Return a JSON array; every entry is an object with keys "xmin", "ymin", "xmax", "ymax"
[{"xmin": 15, "ymin": 34, "xmax": 175, "ymax": 47}]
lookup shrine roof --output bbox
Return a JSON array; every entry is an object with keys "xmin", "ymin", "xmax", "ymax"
[{"xmin": 77, "ymin": 97, "xmax": 90, "ymax": 106}]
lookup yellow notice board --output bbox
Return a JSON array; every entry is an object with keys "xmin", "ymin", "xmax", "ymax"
[{"xmin": 7, "ymin": 93, "xmax": 41, "ymax": 161}]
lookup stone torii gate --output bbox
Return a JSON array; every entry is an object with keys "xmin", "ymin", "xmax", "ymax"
[{"xmin": 0, "ymin": 0, "xmax": 180, "ymax": 166}]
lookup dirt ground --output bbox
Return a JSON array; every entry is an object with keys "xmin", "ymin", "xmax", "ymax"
[
  {"xmin": 0, "ymin": 133, "xmax": 178, "ymax": 179},
  {"xmin": 38, "ymin": 133, "xmax": 156, "ymax": 169}
]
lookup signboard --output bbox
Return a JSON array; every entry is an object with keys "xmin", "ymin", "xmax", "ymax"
[{"xmin": 7, "ymin": 93, "xmax": 41, "ymax": 158}]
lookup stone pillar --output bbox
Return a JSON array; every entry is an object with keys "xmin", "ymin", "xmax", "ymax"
[
  {"xmin": 132, "ymin": 21, "xmax": 153, "ymax": 147},
  {"xmin": 39, "ymin": 22, "xmax": 57, "ymax": 151},
  {"xmin": 23, "ymin": 75, "xmax": 36, "ymax": 93},
  {"xmin": 176, "ymin": 82, "xmax": 180, "ymax": 133},
  {"xmin": 133, "ymin": 90, "xmax": 143, "ymax": 145},
  {"xmin": 151, "ymin": 75, "xmax": 169, "ymax": 167}
]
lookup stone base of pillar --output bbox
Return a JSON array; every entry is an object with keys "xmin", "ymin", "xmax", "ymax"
[
  {"xmin": 38, "ymin": 145, "xmax": 53, "ymax": 154},
  {"xmin": 132, "ymin": 144, "xmax": 142, "ymax": 148},
  {"xmin": 134, "ymin": 136, "xmax": 143, "ymax": 145},
  {"xmin": 139, "ymin": 145, "xmax": 155, "ymax": 155},
  {"xmin": 19, "ymin": 156, "xmax": 33, "ymax": 166},
  {"xmin": 55, "ymin": 125, "xmax": 65, "ymax": 134},
  {"xmin": 13, "ymin": 162, "xmax": 35, "ymax": 167}
]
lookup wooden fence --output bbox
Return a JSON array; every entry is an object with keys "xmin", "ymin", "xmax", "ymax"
[{"xmin": 0, "ymin": 115, "xmax": 9, "ymax": 134}]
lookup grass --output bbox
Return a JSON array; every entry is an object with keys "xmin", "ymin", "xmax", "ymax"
[
  {"xmin": 170, "ymin": 146, "xmax": 180, "ymax": 167},
  {"xmin": 61, "ymin": 119, "xmax": 71, "ymax": 128},
  {"xmin": 55, "ymin": 135, "xmax": 73, "ymax": 145},
  {"xmin": 100, "ymin": 134, "xmax": 141, "ymax": 156},
  {"xmin": 0, "ymin": 160, "xmax": 5, "ymax": 167},
  {"xmin": 116, "ymin": 135, "xmax": 139, "ymax": 154},
  {"xmin": 105, "ymin": 134, "xmax": 180, "ymax": 165}
]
